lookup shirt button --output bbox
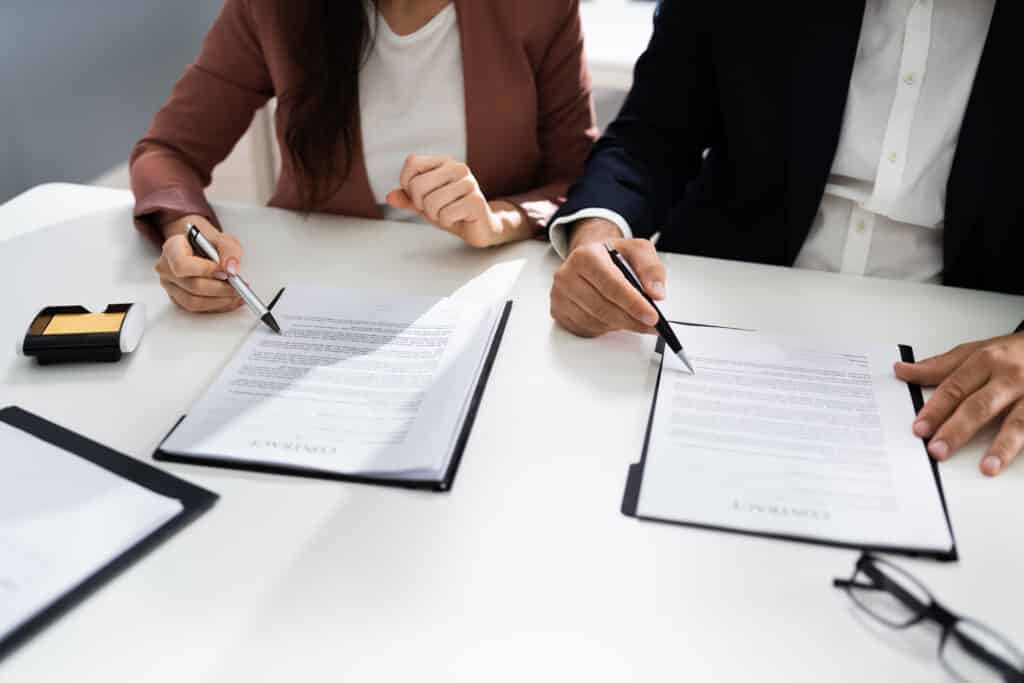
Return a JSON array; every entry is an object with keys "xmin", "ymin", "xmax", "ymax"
[
  {"xmin": 855, "ymin": 220, "xmax": 867, "ymax": 234},
  {"xmin": 903, "ymin": 72, "xmax": 916, "ymax": 86},
  {"xmin": 887, "ymin": 152, "xmax": 898, "ymax": 163}
]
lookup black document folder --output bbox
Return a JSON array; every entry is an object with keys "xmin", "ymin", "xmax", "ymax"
[
  {"xmin": 0, "ymin": 406, "xmax": 217, "ymax": 660},
  {"xmin": 155, "ymin": 295, "xmax": 514, "ymax": 492},
  {"xmin": 622, "ymin": 331, "xmax": 958, "ymax": 562}
]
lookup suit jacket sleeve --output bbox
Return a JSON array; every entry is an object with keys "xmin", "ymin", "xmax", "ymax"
[
  {"xmin": 129, "ymin": 0, "xmax": 273, "ymax": 244},
  {"xmin": 549, "ymin": 0, "xmax": 714, "ymax": 240},
  {"xmin": 500, "ymin": 0, "xmax": 598, "ymax": 231},
  {"xmin": 1016, "ymin": 320, "xmax": 1024, "ymax": 334}
]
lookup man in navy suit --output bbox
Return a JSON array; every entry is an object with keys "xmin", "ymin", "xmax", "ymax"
[{"xmin": 549, "ymin": 1, "xmax": 1024, "ymax": 476}]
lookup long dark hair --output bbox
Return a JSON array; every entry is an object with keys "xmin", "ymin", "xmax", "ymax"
[{"xmin": 277, "ymin": 1, "xmax": 376, "ymax": 211}]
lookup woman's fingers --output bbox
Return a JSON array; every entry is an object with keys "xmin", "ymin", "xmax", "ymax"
[
  {"xmin": 162, "ymin": 280, "xmax": 243, "ymax": 313},
  {"xmin": 162, "ymin": 234, "xmax": 220, "ymax": 279},
  {"xmin": 422, "ymin": 177, "xmax": 476, "ymax": 224},
  {"xmin": 210, "ymin": 231, "xmax": 244, "ymax": 275},
  {"xmin": 386, "ymin": 189, "xmax": 416, "ymax": 211},
  {"xmin": 154, "ymin": 259, "xmax": 233, "ymax": 295},
  {"xmin": 391, "ymin": 154, "xmax": 504, "ymax": 248},
  {"xmin": 398, "ymin": 154, "xmax": 448, "ymax": 190},
  {"xmin": 398, "ymin": 154, "xmax": 455, "ymax": 210},
  {"xmin": 405, "ymin": 162, "xmax": 466, "ymax": 211},
  {"xmin": 173, "ymin": 275, "xmax": 240, "ymax": 299},
  {"xmin": 437, "ymin": 198, "xmax": 477, "ymax": 232}
]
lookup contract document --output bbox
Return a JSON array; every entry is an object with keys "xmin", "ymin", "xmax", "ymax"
[
  {"xmin": 158, "ymin": 273, "xmax": 514, "ymax": 489},
  {"xmin": 629, "ymin": 325, "xmax": 955, "ymax": 557}
]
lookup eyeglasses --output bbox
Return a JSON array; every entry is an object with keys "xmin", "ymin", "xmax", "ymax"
[{"xmin": 833, "ymin": 553, "xmax": 1024, "ymax": 683}]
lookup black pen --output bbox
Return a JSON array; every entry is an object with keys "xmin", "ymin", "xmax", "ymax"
[
  {"xmin": 186, "ymin": 224, "xmax": 282, "ymax": 334},
  {"xmin": 605, "ymin": 244, "xmax": 694, "ymax": 374}
]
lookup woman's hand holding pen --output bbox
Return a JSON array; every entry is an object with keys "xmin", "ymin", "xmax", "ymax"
[
  {"xmin": 386, "ymin": 154, "xmax": 533, "ymax": 248},
  {"xmin": 155, "ymin": 215, "xmax": 244, "ymax": 313},
  {"xmin": 550, "ymin": 218, "xmax": 665, "ymax": 338}
]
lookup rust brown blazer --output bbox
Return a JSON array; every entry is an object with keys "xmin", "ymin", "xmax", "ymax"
[{"xmin": 130, "ymin": 0, "xmax": 598, "ymax": 241}]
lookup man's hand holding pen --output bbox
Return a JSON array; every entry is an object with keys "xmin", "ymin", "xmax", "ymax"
[{"xmin": 550, "ymin": 218, "xmax": 666, "ymax": 338}]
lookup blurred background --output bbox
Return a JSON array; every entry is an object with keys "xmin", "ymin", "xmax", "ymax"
[{"xmin": 0, "ymin": 0, "xmax": 656, "ymax": 206}]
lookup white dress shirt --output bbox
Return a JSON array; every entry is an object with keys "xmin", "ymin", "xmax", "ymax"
[
  {"xmin": 359, "ymin": 3, "xmax": 466, "ymax": 223},
  {"xmin": 551, "ymin": 0, "xmax": 996, "ymax": 282}
]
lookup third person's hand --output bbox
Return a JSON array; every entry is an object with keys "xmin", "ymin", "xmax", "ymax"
[{"xmin": 896, "ymin": 333, "xmax": 1024, "ymax": 476}]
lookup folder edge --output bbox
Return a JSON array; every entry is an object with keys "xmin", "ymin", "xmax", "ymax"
[{"xmin": 0, "ymin": 405, "xmax": 218, "ymax": 661}]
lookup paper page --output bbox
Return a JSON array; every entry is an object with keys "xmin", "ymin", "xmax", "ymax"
[
  {"xmin": 0, "ymin": 423, "xmax": 183, "ymax": 641},
  {"xmin": 638, "ymin": 325, "xmax": 953, "ymax": 551},
  {"xmin": 162, "ymin": 284, "xmax": 505, "ymax": 478}
]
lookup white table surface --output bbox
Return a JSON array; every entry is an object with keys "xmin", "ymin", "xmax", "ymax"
[
  {"xmin": 0, "ymin": 183, "xmax": 132, "ymax": 242},
  {"xmin": 0, "ymin": 184, "xmax": 1021, "ymax": 683}
]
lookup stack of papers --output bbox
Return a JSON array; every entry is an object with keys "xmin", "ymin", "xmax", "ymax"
[
  {"xmin": 159, "ymin": 265, "xmax": 518, "ymax": 487},
  {"xmin": 631, "ymin": 325, "xmax": 955, "ymax": 556}
]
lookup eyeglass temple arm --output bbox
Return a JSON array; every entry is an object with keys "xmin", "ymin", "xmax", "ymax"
[
  {"xmin": 832, "ymin": 578, "xmax": 877, "ymax": 590},
  {"xmin": 947, "ymin": 629, "xmax": 1024, "ymax": 682}
]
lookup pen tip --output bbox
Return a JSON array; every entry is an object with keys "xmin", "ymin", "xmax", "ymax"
[
  {"xmin": 677, "ymin": 350, "xmax": 695, "ymax": 375},
  {"xmin": 263, "ymin": 313, "xmax": 282, "ymax": 335}
]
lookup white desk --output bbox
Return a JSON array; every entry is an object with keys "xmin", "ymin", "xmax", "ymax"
[
  {"xmin": 0, "ymin": 183, "xmax": 132, "ymax": 242},
  {"xmin": 0, "ymin": 184, "xmax": 1021, "ymax": 683}
]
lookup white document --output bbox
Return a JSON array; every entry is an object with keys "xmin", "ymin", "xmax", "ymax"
[
  {"xmin": 638, "ymin": 325, "xmax": 953, "ymax": 552},
  {"xmin": 161, "ymin": 270, "xmax": 514, "ymax": 481},
  {"xmin": 0, "ymin": 423, "xmax": 183, "ymax": 640}
]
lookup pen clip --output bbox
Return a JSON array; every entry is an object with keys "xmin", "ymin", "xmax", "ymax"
[
  {"xmin": 186, "ymin": 224, "xmax": 221, "ymax": 263},
  {"xmin": 605, "ymin": 244, "xmax": 648, "ymax": 300}
]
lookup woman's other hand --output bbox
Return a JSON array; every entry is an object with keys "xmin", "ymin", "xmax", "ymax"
[{"xmin": 387, "ymin": 154, "xmax": 533, "ymax": 248}]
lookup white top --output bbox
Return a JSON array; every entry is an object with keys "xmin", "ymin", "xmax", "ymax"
[
  {"xmin": 551, "ymin": 0, "xmax": 996, "ymax": 282},
  {"xmin": 359, "ymin": 3, "xmax": 466, "ymax": 222},
  {"xmin": 794, "ymin": 0, "xmax": 995, "ymax": 279}
]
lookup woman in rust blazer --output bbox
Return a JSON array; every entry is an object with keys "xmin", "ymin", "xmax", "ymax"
[{"xmin": 131, "ymin": 0, "xmax": 596, "ymax": 313}]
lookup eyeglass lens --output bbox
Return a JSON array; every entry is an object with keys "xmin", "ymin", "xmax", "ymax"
[
  {"xmin": 840, "ymin": 555, "xmax": 1024, "ymax": 682},
  {"xmin": 846, "ymin": 557, "xmax": 933, "ymax": 629}
]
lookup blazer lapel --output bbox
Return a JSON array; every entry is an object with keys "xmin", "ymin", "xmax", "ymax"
[
  {"xmin": 454, "ymin": 0, "xmax": 481, "ymax": 180},
  {"xmin": 783, "ymin": 2, "xmax": 866, "ymax": 263}
]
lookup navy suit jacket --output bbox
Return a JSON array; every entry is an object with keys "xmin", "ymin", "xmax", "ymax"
[{"xmin": 554, "ymin": 2, "xmax": 1023, "ymax": 329}]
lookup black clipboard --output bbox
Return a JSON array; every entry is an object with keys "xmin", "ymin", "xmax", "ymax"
[
  {"xmin": 154, "ymin": 291, "xmax": 514, "ymax": 492},
  {"xmin": 0, "ymin": 406, "xmax": 218, "ymax": 661},
  {"xmin": 621, "ymin": 326, "xmax": 959, "ymax": 562}
]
